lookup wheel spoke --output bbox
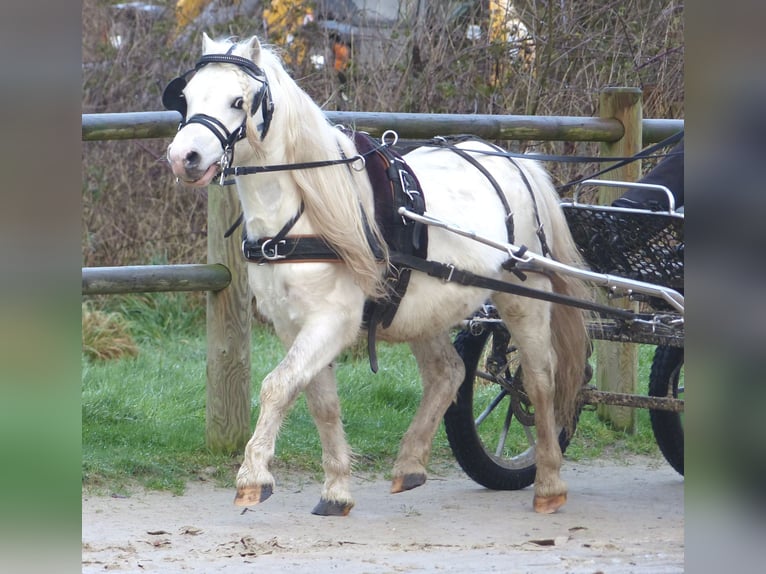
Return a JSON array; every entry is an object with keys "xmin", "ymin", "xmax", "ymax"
[
  {"xmin": 475, "ymin": 389, "xmax": 508, "ymax": 426},
  {"xmin": 494, "ymin": 399, "xmax": 514, "ymax": 457},
  {"xmin": 523, "ymin": 424, "xmax": 536, "ymax": 447}
]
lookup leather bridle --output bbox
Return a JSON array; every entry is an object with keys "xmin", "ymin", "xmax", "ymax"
[{"xmin": 162, "ymin": 52, "xmax": 275, "ymax": 170}]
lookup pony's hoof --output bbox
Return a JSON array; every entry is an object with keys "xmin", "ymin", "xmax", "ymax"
[
  {"xmin": 391, "ymin": 473, "xmax": 426, "ymax": 493},
  {"xmin": 311, "ymin": 498, "xmax": 354, "ymax": 516},
  {"xmin": 234, "ymin": 484, "xmax": 273, "ymax": 507},
  {"xmin": 533, "ymin": 493, "xmax": 567, "ymax": 514}
]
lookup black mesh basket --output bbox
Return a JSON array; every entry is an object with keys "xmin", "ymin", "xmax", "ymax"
[{"xmin": 562, "ymin": 204, "xmax": 684, "ymax": 290}]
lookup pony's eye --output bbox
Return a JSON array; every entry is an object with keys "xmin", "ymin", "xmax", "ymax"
[{"xmin": 232, "ymin": 97, "xmax": 244, "ymax": 110}]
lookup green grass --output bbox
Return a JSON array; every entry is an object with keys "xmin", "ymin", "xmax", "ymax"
[{"xmin": 82, "ymin": 294, "xmax": 662, "ymax": 494}]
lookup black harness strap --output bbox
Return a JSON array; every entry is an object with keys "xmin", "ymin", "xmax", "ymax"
[
  {"xmin": 429, "ymin": 136, "xmax": 552, "ymax": 260},
  {"xmin": 558, "ymin": 130, "xmax": 684, "ymax": 192},
  {"xmin": 242, "ymin": 235, "xmax": 339, "ymax": 264},
  {"xmin": 431, "ymin": 137, "xmax": 515, "ymax": 246},
  {"xmin": 241, "ymin": 203, "xmax": 313, "ymax": 263},
  {"xmin": 221, "ymin": 155, "xmax": 364, "ymax": 184},
  {"xmin": 427, "ymin": 130, "xmax": 684, "ymax": 168},
  {"xmin": 183, "ymin": 113, "xmax": 243, "ymax": 151},
  {"xmin": 389, "ymin": 253, "xmax": 637, "ymax": 321}
]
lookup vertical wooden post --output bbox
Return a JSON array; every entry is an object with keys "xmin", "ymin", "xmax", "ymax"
[
  {"xmin": 206, "ymin": 183, "xmax": 252, "ymax": 452},
  {"xmin": 597, "ymin": 87, "xmax": 642, "ymax": 432}
]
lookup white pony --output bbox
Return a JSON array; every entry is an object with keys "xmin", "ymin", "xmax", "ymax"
[{"xmin": 165, "ymin": 34, "xmax": 590, "ymax": 515}]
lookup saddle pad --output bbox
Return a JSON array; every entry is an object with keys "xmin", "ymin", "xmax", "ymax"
[{"xmin": 350, "ymin": 131, "xmax": 428, "ymax": 259}]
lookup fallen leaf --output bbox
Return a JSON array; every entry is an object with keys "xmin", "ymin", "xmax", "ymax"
[
  {"xmin": 528, "ymin": 535, "xmax": 569, "ymax": 547},
  {"xmin": 528, "ymin": 538, "xmax": 555, "ymax": 546},
  {"xmin": 142, "ymin": 538, "xmax": 171, "ymax": 548}
]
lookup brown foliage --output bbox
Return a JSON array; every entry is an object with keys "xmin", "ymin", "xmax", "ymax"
[
  {"xmin": 82, "ymin": 0, "xmax": 683, "ymax": 267},
  {"xmin": 82, "ymin": 303, "xmax": 139, "ymax": 360}
]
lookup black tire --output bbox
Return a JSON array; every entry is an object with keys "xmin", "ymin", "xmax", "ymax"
[
  {"xmin": 648, "ymin": 345, "xmax": 684, "ymax": 475},
  {"xmin": 444, "ymin": 326, "xmax": 577, "ymax": 490}
]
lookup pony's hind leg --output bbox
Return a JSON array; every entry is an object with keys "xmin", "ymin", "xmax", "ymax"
[
  {"xmin": 493, "ymin": 291, "xmax": 568, "ymax": 513},
  {"xmin": 391, "ymin": 332, "xmax": 465, "ymax": 493},
  {"xmin": 304, "ymin": 365, "xmax": 355, "ymax": 516}
]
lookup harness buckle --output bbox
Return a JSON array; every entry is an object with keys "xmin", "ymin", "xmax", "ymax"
[
  {"xmin": 260, "ymin": 238, "xmax": 288, "ymax": 261},
  {"xmin": 218, "ymin": 150, "xmax": 231, "ymax": 186},
  {"xmin": 442, "ymin": 264, "xmax": 456, "ymax": 283},
  {"xmin": 398, "ymin": 167, "xmax": 412, "ymax": 199}
]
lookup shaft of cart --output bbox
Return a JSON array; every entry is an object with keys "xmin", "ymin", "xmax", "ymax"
[{"xmin": 397, "ymin": 207, "xmax": 684, "ymax": 316}]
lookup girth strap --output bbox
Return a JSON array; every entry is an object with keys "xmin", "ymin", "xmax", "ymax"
[
  {"xmin": 242, "ymin": 235, "xmax": 339, "ymax": 264},
  {"xmin": 349, "ymin": 130, "xmax": 427, "ymax": 373}
]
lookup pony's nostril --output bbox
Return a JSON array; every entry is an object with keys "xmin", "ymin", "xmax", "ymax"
[{"xmin": 184, "ymin": 150, "xmax": 201, "ymax": 168}]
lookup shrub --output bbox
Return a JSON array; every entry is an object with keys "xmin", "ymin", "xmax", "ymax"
[
  {"xmin": 82, "ymin": 0, "xmax": 683, "ymax": 268},
  {"xmin": 82, "ymin": 303, "xmax": 139, "ymax": 361}
]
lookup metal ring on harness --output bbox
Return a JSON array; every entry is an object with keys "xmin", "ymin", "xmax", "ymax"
[
  {"xmin": 381, "ymin": 130, "xmax": 399, "ymax": 146},
  {"xmin": 350, "ymin": 155, "xmax": 366, "ymax": 171}
]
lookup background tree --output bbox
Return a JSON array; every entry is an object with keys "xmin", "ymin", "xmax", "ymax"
[{"xmin": 82, "ymin": 0, "xmax": 682, "ymax": 268}]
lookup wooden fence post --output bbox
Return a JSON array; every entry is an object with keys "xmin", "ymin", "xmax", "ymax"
[
  {"xmin": 206, "ymin": 184, "xmax": 252, "ymax": 452},
  {"xmin": 597, "ymin": 87, "xmax": 643, "ymax": 432}
]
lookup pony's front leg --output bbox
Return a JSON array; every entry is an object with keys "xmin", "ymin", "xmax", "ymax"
[
  {"xmin": 391, "ymin": 332, "xmax": 465, "ymax": 493},
  {"xmin": 304, "ymin": 365, "xmax": 354, "ymax": 516},
  {"xmin": 234, "ymin": 315, "xmax": 358, "ymax": 510},
  {"xmin": 233, "ymin": 360, "xmax": 303, "ymax": 507}
]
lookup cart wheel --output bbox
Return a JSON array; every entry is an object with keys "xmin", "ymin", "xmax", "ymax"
[
  {"xmin": 444, "ymin": 326, "xmax": 577, "ymax": 490},
  {"xmin": 649, "ymin": 345, "xmax": 684, "ymax": 475}
]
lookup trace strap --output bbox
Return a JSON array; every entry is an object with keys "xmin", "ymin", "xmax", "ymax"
[{"xmin": 389, "ymin": 253, "xmax": 638, "ymax": 321}]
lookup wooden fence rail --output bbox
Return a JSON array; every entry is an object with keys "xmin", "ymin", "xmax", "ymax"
[
  {"xmin": 82, "ymin": 264, "xmax": 231, "ymax": 295},
  {"xmin": 82, "ymin": 96, "xmax": 684, "ymax": 450},
  {"xmin": 82, "ymin": 110, "xmax": 682, "ymax": 144}
]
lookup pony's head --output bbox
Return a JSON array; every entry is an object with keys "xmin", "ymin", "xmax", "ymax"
[
  {"xmin": 164, "ymin": 34, "xmax": 274, "ymax": 186},
  {"xmin": 164, "ymin": 34, "xmax": 389, "ymax": 298}
]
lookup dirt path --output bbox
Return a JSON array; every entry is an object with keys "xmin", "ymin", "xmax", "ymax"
[{"xmin": 82, "ymin": 456, "xmax": 683, "ymax": 573}]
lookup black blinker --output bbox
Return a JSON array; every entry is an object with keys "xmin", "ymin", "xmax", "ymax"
[
  {"xmin": 162, "ymin": 76, "xmax": 188, "ymax": 117},
  {"xmin": 162, "ymin": 54, "xmax": 273, "ymax": 138}
]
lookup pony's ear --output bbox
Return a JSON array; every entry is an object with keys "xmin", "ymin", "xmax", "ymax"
[
  {"xmin": 245, "ymin": 35, "xmax": 262, "ymax": 62},
  {"xmin": 201, "ymin": 32, "xmax": 215, "ymax": 55}
]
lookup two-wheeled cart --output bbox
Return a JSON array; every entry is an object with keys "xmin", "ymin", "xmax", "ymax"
[{"xmin": 402, "ymin": 179, "xmax": 684, "ymax": 490}]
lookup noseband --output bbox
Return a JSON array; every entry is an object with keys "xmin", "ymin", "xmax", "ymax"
[{"xmin": 162, "ymin": 52, "xmax": 275, "ymax": 165}]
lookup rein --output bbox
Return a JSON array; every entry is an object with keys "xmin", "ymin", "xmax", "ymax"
[
  {"xmin": 422, "ymin": 130, "xmax": 683, "ymax": 192},
  {"xmin": 219, "ymin": 154, "xmax": 366, "ymax": 186}
]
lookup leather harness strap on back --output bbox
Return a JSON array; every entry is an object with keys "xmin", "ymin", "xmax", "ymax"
[
  {"xmin": 350, "ymin": 131, "xmax": 428, "ymax": 372},
  {"xmin": 428, "ymin": 135, "xmax": 552, "ymax": 259}
]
